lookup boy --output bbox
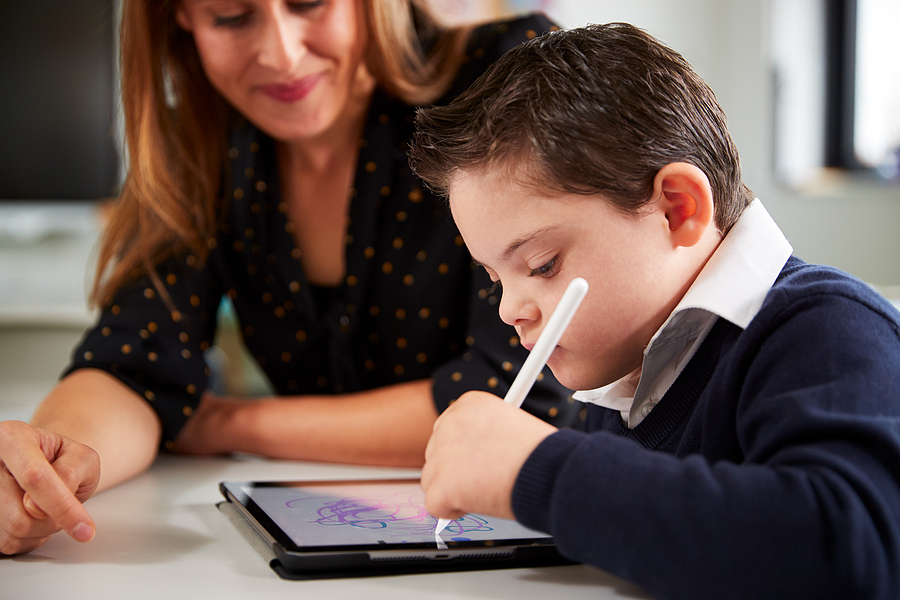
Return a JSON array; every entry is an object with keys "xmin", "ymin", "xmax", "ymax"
[{"xmin": 409, "ymin": 23, "xmax": 900, "ymax": 600}]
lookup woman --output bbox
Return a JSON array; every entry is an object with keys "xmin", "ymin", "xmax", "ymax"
[{"xmin": 0, "ymin": 0, "xmax": 574, "ymax": 556}]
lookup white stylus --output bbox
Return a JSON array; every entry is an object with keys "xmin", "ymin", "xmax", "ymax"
[{"xmin": 434, "ymin": 277, "xmax": 589, "ymax": 536}]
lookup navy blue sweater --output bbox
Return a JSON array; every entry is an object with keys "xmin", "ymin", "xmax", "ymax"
[{"xmin": 512, "ymin": 257, "xmax": 900, "ymax": 599}]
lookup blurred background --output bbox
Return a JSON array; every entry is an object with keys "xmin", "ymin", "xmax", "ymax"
[{"xmin": 1, "ymin": 0, "xmax": 898, "ymax": 420}]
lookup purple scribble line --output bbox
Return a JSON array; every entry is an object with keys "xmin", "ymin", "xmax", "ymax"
[{"xmin": 285, "ymin": 493, "xmax": 495, "ymax": 537}]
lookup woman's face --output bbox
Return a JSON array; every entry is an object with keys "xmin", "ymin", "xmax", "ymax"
[{"xmin": 176, "ymin": 0, "xmax": 373, "ymax": 142}]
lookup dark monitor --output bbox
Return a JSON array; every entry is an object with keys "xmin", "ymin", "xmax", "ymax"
[{"xmin": 0, "ymin": 0, "xmax": 119, "ymax": 202}]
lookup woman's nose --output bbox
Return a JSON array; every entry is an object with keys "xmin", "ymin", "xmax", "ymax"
[{"xmin": 257, "ymin": 12, "xmax": 304, "ymax": 72}]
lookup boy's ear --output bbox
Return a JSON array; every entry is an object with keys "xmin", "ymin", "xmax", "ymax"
[{"xmin": 652, "ymin": 163, "xmax": 716, "ymax": 248}]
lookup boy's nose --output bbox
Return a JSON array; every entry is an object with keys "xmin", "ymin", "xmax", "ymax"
[{"xmin": 498, "ymin": 288, "xmax": 540, "ymax": 329}]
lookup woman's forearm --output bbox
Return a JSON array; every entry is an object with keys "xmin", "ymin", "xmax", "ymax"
[
  {"xmin": 176, "ymin": 378, "xmax": 438, "ymax": 467},
  {"xmin": 30, "ymin": 368, "xmax": 162, "ymax": 491}
]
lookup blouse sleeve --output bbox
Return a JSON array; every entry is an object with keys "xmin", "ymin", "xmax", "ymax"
[{"xmin": 64, "ymin": 253, "xmax": 224, "ymax": 450}]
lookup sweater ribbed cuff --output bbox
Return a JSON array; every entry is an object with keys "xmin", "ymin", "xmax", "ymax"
[{"xmin": 511, "ymin": 428, "xmax": 586, "ymax": 534}]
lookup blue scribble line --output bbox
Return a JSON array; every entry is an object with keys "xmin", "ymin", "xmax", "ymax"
[{"xmin": 284, "ymin": 492, "xmax": 495, "ymax": 538}]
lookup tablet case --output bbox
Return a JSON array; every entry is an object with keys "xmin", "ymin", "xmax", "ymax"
[{"xmin": 217, "ymin": 499, "xmax": 575, "ymax": 580}]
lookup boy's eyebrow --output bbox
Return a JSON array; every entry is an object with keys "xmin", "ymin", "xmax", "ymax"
[
  {"xmin": 503, "ymin": 226, "xmax": 558, "ymax": 260},
  {"xmin": 472, "ymin": 226, "xmax": 558, "ymax": 271}
]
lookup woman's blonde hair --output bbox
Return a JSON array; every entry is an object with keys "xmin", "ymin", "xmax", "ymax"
[{"xmin": 93, "ymin": 0, "xmax": 471, "ymax": 307}]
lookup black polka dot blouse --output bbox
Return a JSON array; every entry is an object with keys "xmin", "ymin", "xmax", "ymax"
[{"xmin": 65, "ymin": 14, "xmax": 582, "ymax": 450}]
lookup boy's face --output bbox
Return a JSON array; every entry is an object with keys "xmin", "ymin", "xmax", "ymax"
[{"xmin": 449, "ymin": 168, "xmax": 692, "ymax": 391}]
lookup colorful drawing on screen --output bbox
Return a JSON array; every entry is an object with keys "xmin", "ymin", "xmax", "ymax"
[{"xmin": 284, "ymin": 492, "xmax": 494, "ymax": 539}]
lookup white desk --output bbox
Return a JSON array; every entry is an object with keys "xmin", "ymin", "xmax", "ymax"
[{"xmin": 1, "ymin": 454, "xmax": 651, "ymax": 600}]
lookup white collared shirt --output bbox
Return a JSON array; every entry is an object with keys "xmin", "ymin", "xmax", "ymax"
[{"xmin": 572, "ymin": 199, "xmax": 794, "ymax": 428}]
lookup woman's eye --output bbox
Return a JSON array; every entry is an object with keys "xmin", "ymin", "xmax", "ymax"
[
  {"xmin": 213, "ymin": 12, "xmax": 250, "ymax": 28},
  {"xmin": 288, "ymin": 0, "xmax": 325, "ymax": 13},
  {"xmin": 529, "ymin": 256, "xmax": 560, "ymax": 278},
  {"xmin": 212, "ymin": 1, "xmax": 322, "ymax": 27},
  {"xmin": 487, "ymin": 280, "xmax": 502, "ymax": 295}
]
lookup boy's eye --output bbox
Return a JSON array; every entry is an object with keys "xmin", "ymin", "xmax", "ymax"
[{"xmin": 529, "ymin": 256, "xmax": 560, "ymax": 278}]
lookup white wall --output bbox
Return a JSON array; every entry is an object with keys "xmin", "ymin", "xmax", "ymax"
[{"xmin": 541, "ymin": 0, "xmax": 900, "ymax": 286}]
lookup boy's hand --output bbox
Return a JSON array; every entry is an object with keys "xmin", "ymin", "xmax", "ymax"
[
  {"xmin": 421, "ymin": 391, "xmax": 557, "ymax": 521},
  {"xmin": 0, "ymin": 420, "xmax": 99, "ymax": 555}
]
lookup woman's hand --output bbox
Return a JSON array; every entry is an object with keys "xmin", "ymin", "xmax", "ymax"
[
  {"xmin": 170, "ymin": 391, "xmax": 240, "ymax": 456},
  {"xmin": 171, "ymin": 380, "xmax": 438, "ymax": 467},
  {"xmin": 420, "ymin": 391, "xmax": 557, "ymax": 521},
  {"xmin": 0, "ymin": 420, "xmax": 99, "ymax": 555}
]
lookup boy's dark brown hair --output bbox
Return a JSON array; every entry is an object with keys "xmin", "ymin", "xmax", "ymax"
[{"xmin": 409, "ymin": 22, "xmax": 754, "ymax": 234}]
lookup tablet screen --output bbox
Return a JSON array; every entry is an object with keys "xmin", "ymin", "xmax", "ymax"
[{"xmin": 222, "ymin": 479, "xmax": 550, "ymax": 551}]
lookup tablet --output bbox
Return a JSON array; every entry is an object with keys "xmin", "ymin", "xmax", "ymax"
[{"xmin": 219, "ymin": 478, "xmax": 573, "ymax": 579}]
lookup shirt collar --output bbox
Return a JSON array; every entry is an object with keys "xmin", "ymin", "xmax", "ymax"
[
  {"xmin": 669, "ymin": 198, "xmax": 793, "ymax": 331},
  {"xmin": 573, "ymin": 199, "xmax": 793, "ymax": 406}
]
